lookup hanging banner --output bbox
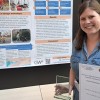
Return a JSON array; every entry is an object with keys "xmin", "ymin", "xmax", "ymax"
[{"xmin": 0, "ymin": 0, "xmax": 73, "ymax": 69}]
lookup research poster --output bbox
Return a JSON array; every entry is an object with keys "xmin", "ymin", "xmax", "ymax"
[
  {"xmin": 0, "ymin": 0, "xmax": 73, "ymax": 69},
  {"xmin": 79, "ymin": 63, "xmax": 100, "ymax": 100}
]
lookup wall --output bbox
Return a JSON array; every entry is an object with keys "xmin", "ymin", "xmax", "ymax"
[{"xmin": 0, "ymin": 0, "xmax": 82, "ymax": 90}]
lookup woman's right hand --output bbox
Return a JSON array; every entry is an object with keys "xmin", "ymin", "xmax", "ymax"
[
  {"xmin": 68, "ymin": 85, "xmax": 73, "ymax": 95},
  {"xmin": 55, "ymin": 84, "xmax": 70, "ymax": 95}
]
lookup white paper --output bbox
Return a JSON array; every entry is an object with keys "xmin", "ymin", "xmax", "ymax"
[
  {"xmin": 79, "ymin": 63, "xmax": 100, "ymax": 100},
  {"xmin": 74, "ymin": 80, "xmax": 79, "ymax": 91}
]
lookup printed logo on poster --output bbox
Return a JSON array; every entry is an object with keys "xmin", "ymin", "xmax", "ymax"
[{"xmin": 34, "ymin": 59, "xmax": 44, "ymax": 65}]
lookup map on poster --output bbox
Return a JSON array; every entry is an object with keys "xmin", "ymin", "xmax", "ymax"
[{"xmin": 0, "ymin": 0, "xmax": 73, "ymax": 69}]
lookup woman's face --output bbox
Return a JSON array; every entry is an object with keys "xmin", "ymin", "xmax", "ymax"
[{"xmin": 80, "ymin": 8, "xmax": 100, "ymax": 36}]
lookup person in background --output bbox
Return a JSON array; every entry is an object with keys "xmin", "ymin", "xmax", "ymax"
[
  {"xmin": 16, "ymin": 32, "xmax": 20, "ymax": 41},
  {"xmin": 55, "ymin": 0, "xmax": 100, "ymax": 100}
]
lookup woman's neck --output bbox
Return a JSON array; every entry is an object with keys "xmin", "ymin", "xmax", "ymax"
[
  {"xmin": 87, "ymin": 33, "xmax": 99, "ymax": 43},
  {"xmin": 86, "ymin": 33, "xmax": 99, "ymax": 55}
]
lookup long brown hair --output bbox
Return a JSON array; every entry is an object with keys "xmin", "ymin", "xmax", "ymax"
[{"xmin": 75, "ymin": 0, "xmax": 100, "ymax": 50}]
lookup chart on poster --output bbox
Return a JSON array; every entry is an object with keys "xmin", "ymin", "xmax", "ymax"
[{"xmin": 0, "ymin": 0, "xmax": 73, "ymax": 69}]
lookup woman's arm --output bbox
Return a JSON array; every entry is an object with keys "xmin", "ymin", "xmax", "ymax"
[{"xmin": 69, "ymin": 67, "xmax": 75, "ymax": 94}]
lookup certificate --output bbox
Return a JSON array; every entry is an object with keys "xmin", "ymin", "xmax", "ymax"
[{"xmin": 79, "ymin": 63, "xmax": 100, "ymax": 100}]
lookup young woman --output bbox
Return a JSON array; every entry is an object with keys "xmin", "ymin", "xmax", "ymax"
[{"xmin": 55, "ymin": 0, "xmax": 100, "ymax": 100}]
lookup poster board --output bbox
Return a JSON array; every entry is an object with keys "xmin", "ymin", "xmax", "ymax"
[{"xmin": 0, "ymin": 0, "xmax": 73, "ymax": 69}]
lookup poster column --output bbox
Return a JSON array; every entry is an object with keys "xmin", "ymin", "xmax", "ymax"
[
  {"xmin": 33, "ymin": 0, "xmax": 73, "ymax": 66},
  {"xmin": 0, "ymin": 0, "xmax": 32, "ymax": 69}
]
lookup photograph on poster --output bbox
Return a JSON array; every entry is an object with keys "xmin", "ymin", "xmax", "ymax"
[
  {"xmin": 0, "ymin": 0, "xmax": 9, "ymax": 11},
  {"xmin": 0, "ymin": 30, "xmax": 11, "ymax": 44},
  {"xmin": 12, "ymin": 29, "xmax": 31, "ymax": 43},
  {"xmin": 10, "ymin": 0, "xmax": 29, "ymax": 11}
]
